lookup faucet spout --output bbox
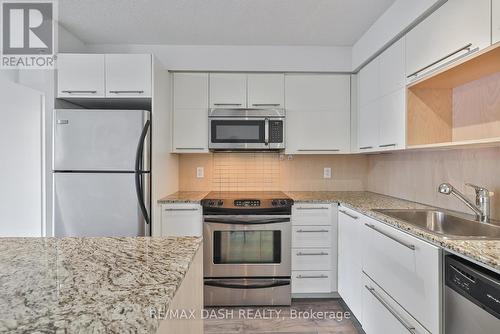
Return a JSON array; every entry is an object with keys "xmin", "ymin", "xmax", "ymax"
[{"xmin": 438, "ymin": 183, "xmax": 490, "ymax": 223}]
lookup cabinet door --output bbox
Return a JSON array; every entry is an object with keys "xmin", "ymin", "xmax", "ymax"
[
  {"xmin": 379, "ymin": 38, "xmax": 405, "ymax": 96},
  {"xmin": 338, "ymin": 207, "xmax": 363, "ymax": 322},
  {"xmin": 57, "ymin": 54, "xmax": 105, "ymax": 98},
  {"xmin": 494, "ymin": 0, "xmax": 500, "ymax": 44},
  {"xmin": 172, "ymin": 73, "xmax": 209, "ymax": 152},
  {"xmin": 358, "ymin": 101, "xmax": 379, "ymax": 152},
  {"xmin": 160, "ymin": 204, "xmax": 202, "ymax": 236},
  {"xmin": 105, "ymin": 54, "xmax": 152, "ymax": 97},
  {"xmin": 405, "ymin": 0, "xmax": 491, "ymax": 80},
  {"xmin": 285, "ymin": 75, "xmax": 350, "ymax": 154},
  {"xmin": 247, "ymin": 73, "xmax": 284, "ymax": 108},
  {"xmin": 209, "ymin": 73, "xmax": 247, "ymax": 108},
  {"xmin": 358, "ymin": 59, "xmax": 379, "ymax": 107},
  {"xmin": 378, "ymin": 89, "xmax": 405, "ymax": 150}
]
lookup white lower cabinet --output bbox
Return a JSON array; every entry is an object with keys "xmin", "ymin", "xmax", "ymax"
[
  {"xmin": 337, "ymin": 206, "xmax": 363, "ymax": 322},
  {"xmin": 291, "ymin": 203, "xmax": 337, "ymax": 294},
  {"xmin": 494, "ymin": 0, "xmax": 500, "ymax": 44},
  {"xmin": 160, "ymin": 203, "xmax": 202, "ymax": 236},
  {"xmin": 362, "ymin": 274, "xmax": 431, "ymax": 334}
]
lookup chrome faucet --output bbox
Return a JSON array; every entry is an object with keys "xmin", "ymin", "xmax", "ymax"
[{"xmin": 438, "ymin": 183, "xmax": 492, "ymax": 223}]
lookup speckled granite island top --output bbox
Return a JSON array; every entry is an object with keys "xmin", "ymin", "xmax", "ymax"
[{"xmin": 0, "ymin": 236, "xmax": 202, "ymax": 334}]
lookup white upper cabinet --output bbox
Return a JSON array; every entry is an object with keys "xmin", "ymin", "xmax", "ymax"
[
  {"xmin": 209, "ymin": 73, "xmax": 247, "ymax": 108},
  {"xmin": 494, "ymin": 0, "xmax": 500, "ymax": 44},
  {"xmin": 379, "ymin": 38, "xmax": 405, "ymax": 97},
  {"xmin": 57, "ymin": 54, "xmax": 105, "ymax": 98},
  {"xmin": 247, "ymin": 74, "xmax": 284, "ymax": 108},
  {"xmin": 358, "ymin": 59, "xmax": 379, "ymax": 107},
  {"xmin": 285, "ymin": 74, "xmax": 351, "ymax": 154},
  {"xmin": 105, "ymin": 54, "xmax": 152, "ymax": 97},
  {"xmin": 172, "ymin": 73, "xmax": 209, "ymax": 153},
  {"xmin": 357, "ymin": 102, "xmax": 379, "ymax": 151},
  {"xmin": 378, "ymin": 89, "xmax": 406, "ymax": 150},
  {"xmin": 405, "ymin": 0, "xmax": 491, "ymax": 81}
]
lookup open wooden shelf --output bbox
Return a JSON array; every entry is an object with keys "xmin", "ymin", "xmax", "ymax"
[{"xmin": 406, "ymin": 43, "xmax": 500, "ymax": 149}]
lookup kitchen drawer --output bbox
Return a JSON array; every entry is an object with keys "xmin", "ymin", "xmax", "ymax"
[
  {"xmin": 292, "ymin": 271, "xmax": 332, "ymax": 294},
  {"xmin": 292, "ymin": 226, "xmax": 332, "ymax": 248},
  {"xmin": 160, "ymin": 203, "xmax": 202, "ymax": 237},
  {"xmin": 362, "ymin": 274, "xmax": 431, "ymax": 334},
  {"xmin": 292, "ymin": 248, "xmax": 332, "ymax": 271},
  {"xmin": 292, "ymin": 204, "xmax": 333, "ymax": 226},
  {"xmin": 362, "ymin": 216, "xmax": 441, "ymax": 334}
]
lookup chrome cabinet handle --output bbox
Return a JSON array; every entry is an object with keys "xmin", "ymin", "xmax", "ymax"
[
  {"xmin": 213, "ymin": 103, "xmax": 242, "ymax": 106},
  {"xmin": 252, "ymin": 103, "xmax": 280, "ymax": 106},
  {"xmin": 109, "ymin": 90, "xmax": 144, "ymax": 94},
  {"xmin": 175, "ymin": 147, "xmax": 205, "ymax": 150},
  {"xmin": 365, "ymin": 223, "xmax": 415, "ymax": 250},
  {"xmin": 379, "ymin": 143, "xmax": 396, "ymax": 148},
  {"xmin": 297, "ymin": 149, "xmax": 340, "ymax": 152},
  {"xmin": 61, "ymin": 90, "xmax": 97, "ymax": 94},
  {"xmin": 359, "ymin": 146, "xmax": 373, "ymax": 150},
  {"xmin": 407, "ymin": 43, "xmax": 474, "ymax": 78},
  {"xmin": 365, "ymin": 285, "xmax": 416, "ymax": 334},
  {"xmin": 339, "ymin": 210, "xmax": 358, "ymax": 220},
  {"xmin": 296, "ymin": 252, "xmax": 328, "ymax": 256},
  {"xmin": 164, "ymin": 208, "xmax": 199, "ymax": 211},
  {"xmin": 296, "ymin": 229, "xmax": 329, "ymax": 233},
  {"xmin": 296, "ymin": 207, "xmax": 330, "ymax": 210},
  {"xmin": 297, "ymin": 274, "xmax": 328, "ymax": 279}
]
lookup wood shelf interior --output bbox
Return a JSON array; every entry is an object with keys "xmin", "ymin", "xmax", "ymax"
[{"xmin": 407, "ymin": 44, "xmax": 500, "ymax": 147}]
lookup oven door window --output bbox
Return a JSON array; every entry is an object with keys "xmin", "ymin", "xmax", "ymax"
[
  {"xmin": 213, "ymin": 230, "xmax": 281, "ymax": 264},
  {"xmin": 211, "ymin": 120, "xmax": 265, "ymax": 143}
]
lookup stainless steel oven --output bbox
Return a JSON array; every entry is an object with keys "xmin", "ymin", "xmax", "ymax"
[
  {"xmin": 202, "ymin": 192, "xmax": 292, "ymax": 306},
  {"xmin": 208, "ymin": 109, "xmax": 285, "ymax": 150}
]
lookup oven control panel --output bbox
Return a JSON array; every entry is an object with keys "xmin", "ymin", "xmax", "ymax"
[{"xmin": 234, "ymin": 199, "xmax": 261, "ymax": 207}]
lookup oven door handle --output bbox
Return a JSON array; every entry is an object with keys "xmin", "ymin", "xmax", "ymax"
[
  {"xmin": 204, "ymin": 217, "xmax": 290, "ymax": 225},
  {"xmin": 204, "ymin": 280, "xmax": 290, "ymax": 289}
]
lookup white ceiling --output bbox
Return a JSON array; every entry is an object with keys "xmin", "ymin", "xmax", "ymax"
[{"xmin": 58, "ymin": 0, "xmax": 396, "ymax": 46}]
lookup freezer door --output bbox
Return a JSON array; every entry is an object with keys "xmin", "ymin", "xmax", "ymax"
[
  {"xmin": 53, "ymin": 109, "xmax": 149, "ymax": 171},
  {"xmin": 53, "ymin": 173, "xmax": 147, "ymax": 237}
]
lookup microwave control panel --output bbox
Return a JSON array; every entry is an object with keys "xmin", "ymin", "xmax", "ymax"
[{"xmin": 269, "ymin": 120, "xmax": 284, "ymax": 143}]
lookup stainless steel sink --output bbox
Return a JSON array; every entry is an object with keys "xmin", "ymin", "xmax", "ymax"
[{"xmin": 373, "ymin": 209, "xmax": 500, "ymax": 240}]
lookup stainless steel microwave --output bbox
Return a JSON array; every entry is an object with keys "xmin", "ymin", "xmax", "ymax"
[{"xmin": 208, "ymin": 108, "xmax": 285, "ymax": 150}]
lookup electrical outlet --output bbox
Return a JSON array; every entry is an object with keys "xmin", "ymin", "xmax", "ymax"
[
  {"xmin": 323, "ymin": 167, "xmax": 332, "ymax": 179},
  {"xmin": 196, "ymin": 167, "xmax": 204, "ymax": 178}
]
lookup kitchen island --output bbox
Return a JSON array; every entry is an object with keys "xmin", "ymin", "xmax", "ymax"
[{"xmin": 0, "ymin": 236, "xmax": 203, "ymax": 334}]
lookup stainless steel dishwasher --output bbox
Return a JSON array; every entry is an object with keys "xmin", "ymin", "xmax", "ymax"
[{"xmin": 445, "ymin": 254, "xmax": 500, "ymax": 334}]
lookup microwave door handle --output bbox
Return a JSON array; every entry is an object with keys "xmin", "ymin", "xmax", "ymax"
[
  {"xmin": 264, "ymin": 118, "xmax": 269, "ymax": 145},
  {"xmin": 204, "ymin": 217, "xmax": 290, "ymax": 225}
]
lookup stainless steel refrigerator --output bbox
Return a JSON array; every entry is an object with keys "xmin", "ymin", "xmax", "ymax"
[{"xmin": 52, "ymin": 109, "xmax": 150, "ymax": 237}]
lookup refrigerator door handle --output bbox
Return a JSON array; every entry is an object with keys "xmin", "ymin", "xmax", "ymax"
[{"xmin": 135, "ymin": 120, "xmax": 150, "ymax": 225}]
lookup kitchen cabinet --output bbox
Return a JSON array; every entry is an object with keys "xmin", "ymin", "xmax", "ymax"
[
  {"xmin": 209, "ymin": 73, "xmax": 247, "ymax": 108},
  {"xmin": 285, "ymin": 75, "xmax": 351, "ymax": 154},
  {"xmin": 172, "ymin": 73, "xmax": 209, "ymax": 153},
  {"xmin": 337, "ymin": 206, "xmax": 363, "ymax": 322},
  {"xmin": 57, "ymin": 54, "xmax": 105, "ymax": 98},
  {"xmin": 291, "ymin": 204, "xmax": 337, "ymax": 294},
  {"xmin": 160, "ymin": 203, "xmax": 202, "ymax": 237},
  {"xmin": 105, "ymin": 54, "xmax": 151, "ymax": 97},
  {"xmin": 247, "ymin": 74, "xmax": 284, "ymax": 107},
  {"xmin": 494, "ymin": 0, "xmax": 500, "ymax": 44},
  {"xmin": 378, "ymin": 89, "xmax": 406, "ymax": 150},
  {"xmin": 358, "ymin": 60, "xmax": 379, "ymax": 107},
  {"xmin": 362, "ymin": 215, "xmax": 441, "ymax": 334},
  {"xmin": 357, "ymin": 102, "xmax": 379, "ymax": 152},
  {"xmin": 405, "ymin": 0, "xmax": 491, "ymax": 81}
]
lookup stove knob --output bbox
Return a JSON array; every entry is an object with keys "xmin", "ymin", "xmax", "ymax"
[
  {"xmin": 271, "ymin": 200, "xmax": 278, "ymax": 206},
  {"xmin": 280, "ymin": 200, "xmax": 287, "ymax": 206},
  {"xmin": 217, "ymin": 200, "xmax": 223, "ymax": 206},
  {"xmin": 208, "ymin": 201, "xmax": 215, "ymax": 206}
]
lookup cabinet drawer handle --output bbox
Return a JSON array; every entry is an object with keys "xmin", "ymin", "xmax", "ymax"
[
  {"xmin": 365, "ymin": 285, "xmax": 416, "ymax": 334},
  {"xmin": 213, "ymin": 103, "xmax": 242, "ymax": 106},
  {"xmin": 109, "ymin": 90, "xmax": 144, "ymax": 94},
  {"xmin": 296, "ymin": 229, "xmax": 329, "ymax": 233},
  {"xmin": 297, "ymin": 274, "xmax": 328, "ymax": 279},
  {"xmin": 359, "ymin": 146, "xmax": 373, "ymax": 150},
  {"xmin": 364, "ymin": 223, "xmax": 415, "ymax": 250},
  {"xmin": 252, "ymin": 103, "xmax": 280, "ymax": 107},
  {"xmin": 175, "ymin": 147, "xmax": 205, "ymax": 150},
  {"xmin": 296, "ymin": 207, "xmax": 330, "ymax": 210},
  {"xmin": 61, "ymin": 90, "xmax": 97, "ymax": 94},
  {"xmin": 164, "ymin": 208, "xmax": 199, "ymax": 211},
  {"xmin": 296, "ymin": 252, "xmax": 328, "ymax": 256},
  {"xmin": 379, "ymin": 143, "xmax": 396, "ymax": 148},
  {"xmin": 339, "ymin": 210, "xmax": 358, "ymax": 220},
  {"xmin": 407, "ymin": 43, "xmax": 474, "ymax": 78},
  {"xmin": 297, "ymin": 149, "xmax": 340, "ymax": 152}
]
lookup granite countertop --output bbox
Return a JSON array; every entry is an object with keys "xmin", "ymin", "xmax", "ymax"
[
  {"xmin": 158, "ymin": 191, "xmax": 209, "ymax": 203},
  {"xmin": 0, "ymin": 236, "xmax": 202, "ymax": 334}
]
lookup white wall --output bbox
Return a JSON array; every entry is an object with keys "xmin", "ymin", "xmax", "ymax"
[
  {"xmin": 351, "ymin": 0, "xmax": 446, "ymax": 70},
  {"xmin": 86, "ymin": 44, "xmax": 352, "ymax": 72},
  {"xmin": 58, "ymin": 24, "xmax": 87, "ymax": 53},
  {"xmin": 0, "ymin": 70, "xmax": 18, "ymax": 83}
]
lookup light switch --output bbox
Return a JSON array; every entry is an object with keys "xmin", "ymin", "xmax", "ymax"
[
  {"xmin": 323, "ymin": 167, "xmax": 332, "ymax": 179},
  {"xmin": 196, "ymin": 167, "xmax": 204, "ymax": 178}
]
